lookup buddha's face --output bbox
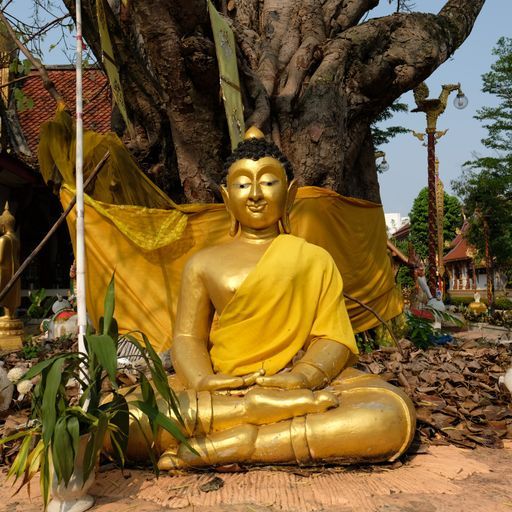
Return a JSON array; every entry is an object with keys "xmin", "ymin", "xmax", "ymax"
[{"xmin": 225, "ymin": 156, "xmax": 289, "ymax": 231}]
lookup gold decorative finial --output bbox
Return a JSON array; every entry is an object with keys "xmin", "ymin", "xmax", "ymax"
[
  {"xmin": 244, "ymin": 126, "xmax": 265, "ymax": 140},
  {"xmin": 1, "ymin": 201, "xmax": 15, "ymax": 228}
]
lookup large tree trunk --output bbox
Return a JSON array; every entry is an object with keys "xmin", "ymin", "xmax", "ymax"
[{"xmin": 63, "ymin": 0, "xmax": 485, "ymax": 203}]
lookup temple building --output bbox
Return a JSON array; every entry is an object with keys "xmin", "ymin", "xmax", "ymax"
[
  {"xmin": 443, "ymin": 222, "xmax": 507, "ymax": 296},
  {"xmin": 0, "ymin": 63, "xmax": 111, "ymax": 293}
]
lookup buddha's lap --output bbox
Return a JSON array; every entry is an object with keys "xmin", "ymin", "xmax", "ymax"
[
  {"xmin": 123, "ymin": 367, "xmax": 414, "ymax": 463},
  {"xmin": 306, "ymin": 367, "xmax": 416, "ymax": 460}
]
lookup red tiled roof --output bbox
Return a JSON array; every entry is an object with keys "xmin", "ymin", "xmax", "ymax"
[
  {"xmin": 391, "ymin": 222, "xmax": 410, "ymax": 241},
  {"xmin": 443, "ymin": 221, "xmax": 472, "ymax": 263},
  {"xmin": 443, "ymin": 236, "xmax": 471, "ymax": 262},
  {"xmin": 17, "ymin": 67, "xmax": 112, "ymax": 158}
]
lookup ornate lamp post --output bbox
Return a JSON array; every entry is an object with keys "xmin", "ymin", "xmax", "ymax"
[
  {"xmin": 411, "ymin": 82, "xmax": 468, "ymax": 296},
  {"xmin": 374, "ymin": 151, "xmax": 390, "ymax": 173}
]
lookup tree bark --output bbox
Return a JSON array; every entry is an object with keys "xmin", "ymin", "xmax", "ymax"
[{"xmin": 63, "ymin": 0, "xmax": 485, "ymax": 203}]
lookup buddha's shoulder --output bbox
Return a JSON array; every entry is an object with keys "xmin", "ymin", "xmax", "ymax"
[
  {"xmin": 282, "ymin": 235, "xmax": 334, "ymax": 261},
  {"xmin": 183, "ymin": 243, "xmax": 232, "ymax": 274}
]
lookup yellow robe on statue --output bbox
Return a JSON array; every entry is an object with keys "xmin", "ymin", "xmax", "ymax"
[{"xmin": 210, "ymin": 235, "xmax": 359, "ymax": 376}]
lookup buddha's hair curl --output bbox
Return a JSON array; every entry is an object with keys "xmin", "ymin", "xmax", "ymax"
[{"xmin": 223, "ymin": 138, "xmax": 294, "ymax": 182}]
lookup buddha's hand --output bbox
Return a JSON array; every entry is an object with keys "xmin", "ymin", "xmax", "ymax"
[
  {"xmin": 197, "ymin": 370, "xmax": 265, "ymax": 391},
  {"xmin": 255, "ymin": 373, "xmax": 310, "ymax": 390}
]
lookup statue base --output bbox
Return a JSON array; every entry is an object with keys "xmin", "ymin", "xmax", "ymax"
[
  {"xmin": 0, "ymin": 318, "xmax": 24, "ymax": 351},
  {"xmin": 469, "ymin": 302, "xmax": 487, "ymax": 314}
]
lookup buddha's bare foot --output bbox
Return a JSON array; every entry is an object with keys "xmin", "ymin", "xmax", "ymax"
[
  {"xmin": 158, "ymin": 448, "xmax": 183, "ymax": 470},
  {"xmin": 159, "ymin": 425, "xmax": 258, "ymax": 470},
  {"xmin": 244, "ymin": 388, "xmax": 338, "ymax": 425}
]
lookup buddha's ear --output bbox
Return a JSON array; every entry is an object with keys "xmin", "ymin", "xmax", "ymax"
[
  {"xmin": 281, "ymin": 179, "xmax": 298, "ymax": 234},
  {"xmin": 286, "ymin": 179, "xmax": 298, "ymax": 213},
  {"xmin": 220, "ymin": 184, "xmax": 229, "ymax": 206},
  {"xmin": 221, "ymin": 184, "xmax": 239, "ymax": 237}
]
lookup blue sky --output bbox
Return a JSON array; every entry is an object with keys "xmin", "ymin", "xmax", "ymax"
[
  {"xmin": 10, "ymin": 1, "xmax": 510, "ymax": 217},
  {"xmin": 370, "ymin": 0, "xmax": 511, "ymax": 217}
]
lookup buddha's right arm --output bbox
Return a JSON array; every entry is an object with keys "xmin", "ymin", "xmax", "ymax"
[
  {"xmin": 172, "ymin": 257, "xmax": 261, "ymax": 391},
  {"xmin": 172, "ymin": 256, "xmax": 218, "ymax": 388},
  {"xmin": 172, "ymin": 334, "xmax": 262, "ymax": 390}
]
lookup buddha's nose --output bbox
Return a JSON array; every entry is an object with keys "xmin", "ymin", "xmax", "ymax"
[{"xmin": 249, "ymin": 182, "xmax": 263, "ymax": 200}]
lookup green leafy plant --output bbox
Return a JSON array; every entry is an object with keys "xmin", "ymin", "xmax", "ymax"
[
  {"xmin": 405, "ymin": 311, "xmax": 436, "ymax": 349},
  {"xmin": 448, "ymin": 295, "xmax": 482, "ymax": 308},
  {"xmin": 462, "ymin": 308, "xmax": 488, "ymax": 323},
  {"xmin": 13, "ymin": 87, "xmax": 34, "ymax": 112},
  {"xmin": 1, "ymin": 274, "xmax": 187, "ymax": 509},
  {"xmin": 493, "ymin": 297, "xmax": 512, "ymax": 310},
  {"xmin": 405, "ymin": 307, "xmax": 464, "ymax": 349},
  {"xmin": 426, "ymin": 306, "xmax": 465, "ymax": 329},
  {"xmin": 26, "ymin": 289, "xmax": 55, "ymax": 319},
  {"xmin": 488, "ymin": 310, "xmax": 512, "ymax": 328},
  {"xmin": 355, "ymin": 332, "xmax": 379, "ymax": 354},
  {"xmin": 20, "ymin": 336, "xmax": 43, "ymax": 360},
  {"xmin": 409, "ymin": 187, "xmax": 463, "ymax": 261}
]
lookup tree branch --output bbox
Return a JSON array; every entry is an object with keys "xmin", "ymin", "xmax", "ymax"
[
  {"xmin": 234, "ymin": 0, "xmax": 260, "ymax": 34},
  {"xmin": 438, "ymin": 0, "xmax": 487, "ymax": 49},
  {"xmin": 322, "ymin": 0, "xmax": 379, "ymax": 37},
  {"xmin": 320, "ymin": 0, "xmax": 485, "ymax": 118},
  {"xmin": 276, "ymin": 0, "xmax": 325, "ymax": 111},
  {"xmin": 0, "ymin": 9, "xmax": 65, "ymax": 106},
  {"xmin": 257, "ymin": 0, "xmax": 296, "ymax": 95}
]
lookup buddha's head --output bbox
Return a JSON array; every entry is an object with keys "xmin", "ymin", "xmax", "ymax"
[
  {"xmin": 221, "ymin": 128, "xmax": 297, "ymax": 237},
  {"xmin": 0, "ymin": 202, "xmax": 15, "ymax": 234}
]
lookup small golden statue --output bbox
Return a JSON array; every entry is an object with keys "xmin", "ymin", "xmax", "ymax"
[
  {"xmin": 0, "ymin": 202, "xmax": 23, "ymax": 350},
  {"xmin": 124, "ymin": 130, "xmax": 416, "ymax": 468},
  {"xmin": 468, "ymin": 292, "xmax": 487, "ymax": 315}
]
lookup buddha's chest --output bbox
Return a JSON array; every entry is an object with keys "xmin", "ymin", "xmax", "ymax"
[{"xmin": 204, "ymin": 249, "xmax": 266, "ymax": 312}]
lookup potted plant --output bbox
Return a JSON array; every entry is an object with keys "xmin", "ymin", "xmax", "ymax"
[{"xmin": 1, "ymin": 274, "xmax": 187, "ymax": 511}]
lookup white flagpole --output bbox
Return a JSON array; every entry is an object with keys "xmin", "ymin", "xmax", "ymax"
[{"xmin": 75, "ymin": 0, "xmax": 87, "ymax": 359}]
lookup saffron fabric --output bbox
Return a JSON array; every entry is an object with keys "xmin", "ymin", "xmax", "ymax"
[
  {"xmin": 210, "ymin": 235, "xmax": 358, "ymax": 376},
  {"xmin": 39, "ymin": 109, "xmax": 402, "ymax": 353},
  {"xmin": 61, "ymin": 186, "xmax": 402, "ymax": 354}
]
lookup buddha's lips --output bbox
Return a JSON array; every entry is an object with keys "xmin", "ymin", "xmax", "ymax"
[{"xmin": 247, "ymin": 203, "xmax": 266, "ymax": 212}]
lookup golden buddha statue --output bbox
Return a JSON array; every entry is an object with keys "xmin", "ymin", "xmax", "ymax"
[
  {"xmin": 0, "ymin": 202, "xmax": 23, "ymax": 350},
  {"xmin": 124, "ymin": 130, "xmax": 416, "ymax": 468}
]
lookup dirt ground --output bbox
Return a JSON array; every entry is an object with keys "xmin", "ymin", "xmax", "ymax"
[{"xmin": 1, "ymin": 441, "xmax": 511, "ymax": 512}]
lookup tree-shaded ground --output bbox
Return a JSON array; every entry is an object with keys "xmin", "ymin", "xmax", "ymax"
[{"xmin": 358, "ymin": 337, "xmax": 512, "ymax": 449}]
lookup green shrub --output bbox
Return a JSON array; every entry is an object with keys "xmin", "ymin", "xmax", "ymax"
[
  {"xmin": 1, "ymin": 275, "xmax": 187, "ymax": 509},
  {"xmin": 463, "ymin": 309, "xmax": 488, "ymax": 323},
  {"xmin": 448, "ymin": 295, "xmax": 483, "ymax": 307},
  {"xmin": 489, "ymin": 310, "xmax": 512, "ymax": 328},
  {"xmin": 493, "ymin": 296, "xmax": 512, "ymax": 310}
]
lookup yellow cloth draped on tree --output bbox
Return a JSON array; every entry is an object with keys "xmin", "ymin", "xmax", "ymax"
[
  {"xmin": 210, "ymin": 235, "xmax": 358, "ymax": 376},
  {"xmin": 38, "ymin": 110, "xmax": 402, "ymax": 354},
  {"xmin": 60, "ymin": 186, "xmax": 401, "ymax": 353}
]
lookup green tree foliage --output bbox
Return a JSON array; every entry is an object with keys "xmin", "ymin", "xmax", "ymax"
[
  {"xmin": 393, "ymin": 239, "xmax": 415, "ymax": 290},
  {"xmin": 453, "ymin": 165, "xmax": 511, "ymax": 269},
  {"xmin": 452, "ymin": 37, "xmax": 512, "ymax": 272},
  {"xmin": 409, "ymin": 187, "xmax": 463, "ymax": 260},
  {"xmin": 474, "ymin": 37, "xmax": 512, "ymax": 156},
  {"xmin": 371, "ymin": 101, "xmax": 409, "ymax": 150}
]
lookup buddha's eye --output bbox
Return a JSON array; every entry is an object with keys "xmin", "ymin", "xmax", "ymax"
[
  {"xmin": 261, "ymin": 180, "xmax": 278, "ymax": 187},
  {"xmin": 235, "ymin": 183, "xmax": 250, "ymax": 189}
]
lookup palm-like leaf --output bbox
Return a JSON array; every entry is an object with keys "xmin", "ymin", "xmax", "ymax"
[{"xmin": 4, "ymin": 272, "xmax": 186, "ymax": 510}]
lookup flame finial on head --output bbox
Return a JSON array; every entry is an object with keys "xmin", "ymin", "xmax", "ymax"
[
  {"xmin": 244, "ymin": 126, "xmax": 265, "ymax": 140},
  {"xmin": 1, "ymin": 201, "xmax": 15, "ymax": 229}
]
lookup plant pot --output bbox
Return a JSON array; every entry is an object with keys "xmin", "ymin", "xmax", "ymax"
[{"xmin": 48, "ymin": 435, "xmax": 95, "ymax": 512}]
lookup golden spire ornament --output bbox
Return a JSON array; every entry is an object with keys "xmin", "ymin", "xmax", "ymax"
[{"xmin": 244, "ymin": 126, "xmax": 265, "ymax": 140}]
